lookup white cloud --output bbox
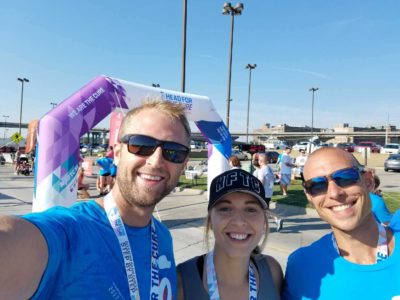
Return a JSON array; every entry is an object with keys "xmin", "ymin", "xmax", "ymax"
[{"xmin": 273, "ymin": 67, "xmax": 327, "ymax": 79}]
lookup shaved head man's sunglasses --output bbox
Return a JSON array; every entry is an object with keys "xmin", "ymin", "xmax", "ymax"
[{"xmin": 302, "ymin": 167, "xmax": 363, "ymax": 196}]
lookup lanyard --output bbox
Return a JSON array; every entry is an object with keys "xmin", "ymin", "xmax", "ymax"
[
  {"xmin": 104, "ymin": 193, "xmax": 160, "ymax": 300},
  {"xmin": 206, "ymin": 251, "xmax": 257, "ymax": 300},
  {"xmin": 331, "ymin": 222, "xmax": 388, "ymax": 263}
]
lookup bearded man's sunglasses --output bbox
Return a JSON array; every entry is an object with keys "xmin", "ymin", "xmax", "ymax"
[
  {"xmin": 302, "ymin": 167, "xmax": 363, "ymax": 196},
  {"xmin": 120, "ymin": 134, "xmax": 190, "ymax": 164}
]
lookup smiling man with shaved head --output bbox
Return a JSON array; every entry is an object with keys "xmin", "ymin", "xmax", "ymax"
[{"xmin": 282, "ymin": 147, "xmax": 400, "ymax": 299}]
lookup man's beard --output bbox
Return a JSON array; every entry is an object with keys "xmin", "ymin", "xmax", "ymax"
[{"xmin": 116, "ymin": 172, "xmax": 174, "ymax": 208}]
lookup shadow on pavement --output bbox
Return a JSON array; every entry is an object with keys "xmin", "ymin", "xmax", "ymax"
[
  {"xmin": 275, "ymin": 222, "xmax": 330, "ymax": 234},
  {"xmin": 162, "ymin": 217, "xmax": 205, "ymax": 229}
]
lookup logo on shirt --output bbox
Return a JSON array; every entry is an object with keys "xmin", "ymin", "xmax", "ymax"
[{"xmin": 158, "ymin": 255, "xmax": 172, "ymax": 269}]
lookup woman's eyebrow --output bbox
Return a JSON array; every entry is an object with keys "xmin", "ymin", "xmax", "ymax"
[{"xmin": 216, "ymin": 199, "xmax": 232, "ymax": 205}]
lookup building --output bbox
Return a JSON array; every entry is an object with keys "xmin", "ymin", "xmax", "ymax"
[{"xmin": 253, "ymin": 122, "xmax": 400, "ymax": 145}]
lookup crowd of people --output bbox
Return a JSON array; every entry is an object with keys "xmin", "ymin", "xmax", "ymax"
[{"xmin": 0, "ymin": 99, "xmax": 399, "ymax": 299}]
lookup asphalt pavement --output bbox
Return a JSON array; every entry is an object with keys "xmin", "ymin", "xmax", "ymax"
[{"xmin": 1, "ymin": 162, "xmax": 399, "ymax": 270}]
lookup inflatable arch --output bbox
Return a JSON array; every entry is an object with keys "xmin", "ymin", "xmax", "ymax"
[{"xmin": 33, "ymin": 76, "xmax": 231, "ymax": 212}]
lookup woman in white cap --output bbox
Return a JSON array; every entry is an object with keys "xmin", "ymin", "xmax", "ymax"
[{"xmin": 177, "ymin": 169, "xmax": 283, "ymax": 299}]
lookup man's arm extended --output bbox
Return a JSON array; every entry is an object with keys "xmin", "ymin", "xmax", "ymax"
[{"xmin": 0, "ymin": 216, "xmax": 48, "ymax": 299}]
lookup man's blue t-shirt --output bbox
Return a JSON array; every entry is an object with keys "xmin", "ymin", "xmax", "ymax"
[
  {"xmin": 23, "ymin": 200, "xmax": 177, "ymax": 299},
  {"xmin": 391, "ymin": 209, "xmax": 400, "ymax": 232},
  {"xmin": 370, "ymin": 192, "xmax": 392, "ymax": 224},
  {"xmin": 282, "ymin": 232, "xmax": 400, "ymax": 300}
]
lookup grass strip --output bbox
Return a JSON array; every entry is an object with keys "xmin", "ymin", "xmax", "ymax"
[{"xmin": 179, "ymin": 177, "xmax": 400, "ymax": 213}]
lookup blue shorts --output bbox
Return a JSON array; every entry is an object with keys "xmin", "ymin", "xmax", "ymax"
[
  {"xmin": 280, "ymin": 174, "xmax": 291, "ymax": 186},
  {"xmin": 110, "ymin": 165, "xmax": 117, "ymax": 177},
  {"xmin": 99, "ymin": 169, "xmax": 110, "ymax": 177}
]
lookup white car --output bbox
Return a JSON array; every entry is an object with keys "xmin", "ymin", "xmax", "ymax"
[
  {"xmin": 292, "ymin": 141, "xmax": 309, "ymax": 151},
  {"xmin": 381, "ymin": 143, "xmax": 400, "ymax": 154},
  {"xmin": 231, "ymin": 149, "xmax": 248, "ymax": 160},
  {"xmin": 263, "ymin": 140, "xmax": 288, "ymax": 150}
]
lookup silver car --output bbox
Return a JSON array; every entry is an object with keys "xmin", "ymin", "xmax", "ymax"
[{"xmin": 384, "ymin": 154, "xmax": 400, "ymax": 172}]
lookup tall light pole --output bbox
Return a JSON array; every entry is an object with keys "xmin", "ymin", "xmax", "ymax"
[
  {"xmin": 181, "ymin": 0, "xmax": 187, "ymax": 92},
  {"xmin": 3, "ymin": 115, "xmax": 9, "ymax": 140},
  {"xmin": 245, "ymin": 63, "xmax": 256, "ymax": 143},
  {"xmin": 50, "ymin": 102, "xmax": 57, "ymax": 108},
  {"xmin": 223, "ymin": 2, "xmax": 244, "ymax": 129},
  {"xmin": 17, "ymin": 77, "xmax": 29, "ymax": 135},
  {"xmin": 309, "ymin": 87, "xmax": 319, "ymax": 139}
]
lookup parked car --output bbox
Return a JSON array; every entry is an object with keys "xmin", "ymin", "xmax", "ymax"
[
  {"xmin": 384, "ymin": 154, "xmax": 400, "ymax": 172},
  {"xmin": 80, "ymin": 144, "xmax": 90, "ymax": 154},
  {"xmin": 292, "ymin": 141, "xmax": 308, "ymax": 151},
  {"xmin": 231, "ymin": 149, "xmax": 248, "ymax": 160},
  {"xmin": 381, "ymin": 143, "xmax": 400, "ymax": 154},
  {"xmin": 335, "ymin": 142, "xmax": 355, "ymax": 152},
  {"xmin": 238, "ymin": 144, "xmax": 266, "ymax": 154},
  {"xmin": 292, "ymin": 141, "xmax": 317, "ymax": 152},
  {"xmin": 355, "ymin": 141, "xmax": 381, "ymax": 153},
  {"xmin": 92, "ymin": 145, "xmax": 107, "ymax": 153},
  {"xmin": 263, "ymin": 140, "xmax": 288, "ymax": 150}
]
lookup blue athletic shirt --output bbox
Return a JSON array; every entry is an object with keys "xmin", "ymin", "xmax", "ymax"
[
  {"xmin": 390, "ymin": 209, "xmax": 400, "ymax": 232},
  {"xmin": 23, "ymin": 200, "xmax": 177, "ymax": 299},
  {"xmin": 370, "ymin": 192, "xmax": 392, "ymax": 224},
  {"xmin": 282, "ymin": 231, "xmax": 400, "ymax": 300}
]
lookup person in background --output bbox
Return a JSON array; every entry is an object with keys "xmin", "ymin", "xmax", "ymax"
[
  {"xmin": 96, "ymin": 155, "xmax": 114, "ymax": 195},
  {"xmin": 258, "ymin": 153, "xmax": 284, "ymax": 232},
  {"xmin": 178, "ymin": 169, "xmax": 283, "ymax": 300},
  {"xmin": 0, "ymin": 99, "xmax": 191, "ymax": 299},
  {"xmin": 283, "ymin": 147, "xmax": 399, "ymax": 299},
  {"xmin": 390, "ymin": 209, "xmax": 400, "ymax": 232},
  {"xmin": 77, "ymin": 166, "xmax": 90, "ymax": 199},
  {"xmin": 14, "ymin": 149, "xmax": 21, "ymax": 174},
  {"xmin": 228, "ymin": 155, "xmax": 241, "ymax": 169},
  {"xmin": 252, "ymin": 154, "xmax": 261, "ymax": 177},
  {"xmin": 106, "ymin": 145, "xmax": 114, "ymax": 159},
  {"xmin": 277, "ymin": 147, "xmax": 295, "ymax": 197},
  {"xmin": 369, "ymin": 173, "xmax": 392, "ymax": 225}
]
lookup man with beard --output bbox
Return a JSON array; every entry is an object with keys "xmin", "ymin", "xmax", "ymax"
[
  {"xmin": 0, "ymin": 100, "xmax": 191, "ymax": 299},
  {"xmin": 282, "ymin": 147, "xmax": 400, "ymax": 299}
]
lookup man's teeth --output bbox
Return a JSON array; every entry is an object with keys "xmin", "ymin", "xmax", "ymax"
[
  {"xmin": 229, "ymin": 233, "xmax": 248, "ymax": 240},
  {"xmin": 331, "ymin": 204, "xmax": 352, "ymax": 212},
  {"xmin": 141, "ymin": 174, "xmax": 162, "ymax": 181}
]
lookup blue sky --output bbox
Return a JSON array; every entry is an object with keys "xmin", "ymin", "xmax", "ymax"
[{"xmin": 1, "ymin": 0, "xmax": 400, "ymax": 137}]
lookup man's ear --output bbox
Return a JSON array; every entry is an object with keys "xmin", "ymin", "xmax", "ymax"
[
  {"xmin": 113, "ymin": 143, "xmax": 122, "ymax": 166},
  {"xmin": 181, "ymin": 157, "xmax": 189, "ymax": 172},
  {"xmin": 362, "ymin": 170, "xmax": 375, "ymax": 192},
  {"xmin": 303, "ymin": 189, "xmax": 315, "ymax": 208}
]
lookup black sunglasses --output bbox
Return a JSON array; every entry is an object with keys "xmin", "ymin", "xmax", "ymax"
[
  {"xmin": 302, "ymin": 167, "xmax": 362, "ymax": 196},
  {"xmin": 120, "ymin": 134, "xmax": 189, "ymax": 164}
]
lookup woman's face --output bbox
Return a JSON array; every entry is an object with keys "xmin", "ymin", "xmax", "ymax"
[{"xmin": 210, "ymin": 192, "xmax": 267, "ymax": 258}]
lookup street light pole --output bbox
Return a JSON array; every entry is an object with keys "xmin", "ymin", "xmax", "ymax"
[
  {"xmin": 309, "ymin": 87, "xmax": 319, "ymax": 139},
  {"xmin": 181, "ymin": 0, "xmax": 187, "ymax": 93},
  {"xmin": 50, "ymin": 102, "xmax": 57, "ymax": 108},
  {"xmin": 3, "ymin": 115, "xmax": 9, "ymax": 140},
  {"xmin": 17, "ymin": 77, "xmax": 29, "ymax": 135},
  {"xmin": 223, "ymin": 2, "xmax": 244, "ymax": 130},
  {"xmin": 245, "ymin": 63, "xmax": 256, "ymax": 143}
]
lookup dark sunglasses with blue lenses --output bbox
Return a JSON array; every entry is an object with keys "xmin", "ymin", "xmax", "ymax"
[
  {"xmin": 303, "ymin": 167, "xmax": 362, "ymax": 196},
  {"xmin": 120, "ymin": 134, "xmax": 190, "ymax": 164}
]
